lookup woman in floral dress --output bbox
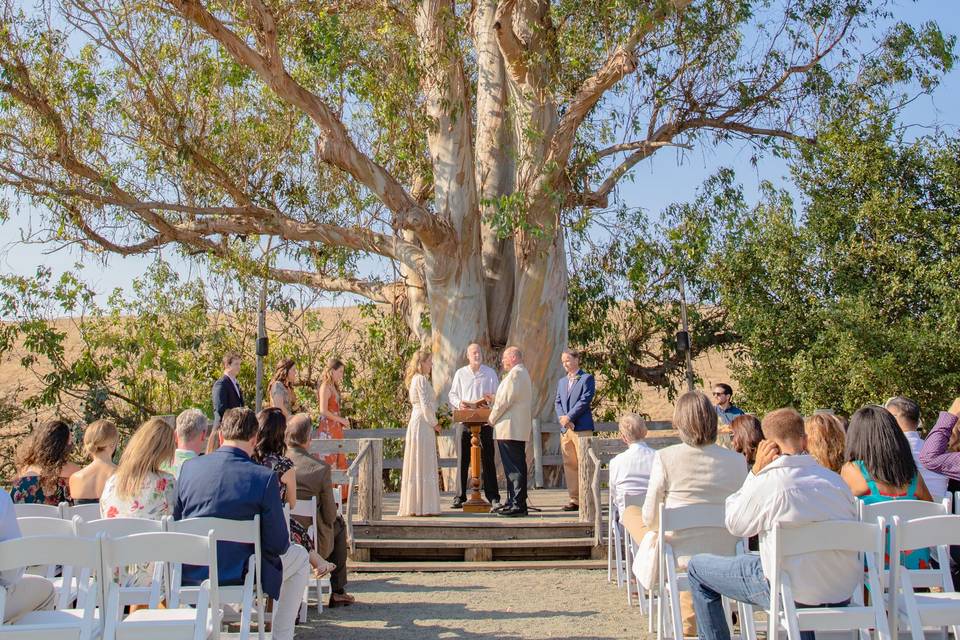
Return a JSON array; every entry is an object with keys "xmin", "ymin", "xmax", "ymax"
[
  {"xmin": 10, "ymin": 419, "xmax": 81, "ymax": 505},
  {"xmin": 254, "ymin": 408, "xmax": 335, "ymax": 578},
  {"xmin": 100, "ymin": 417, "xmax": 177, "ymax": 585}
]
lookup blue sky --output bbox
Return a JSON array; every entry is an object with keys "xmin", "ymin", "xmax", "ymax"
[{"xmin": 1, "ymin": 0, "xmax": 957, "ymax": 307}]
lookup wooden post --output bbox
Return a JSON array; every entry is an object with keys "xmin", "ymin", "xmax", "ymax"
[
  {"xmin": 578, "ymin": 436, "xmax": 596, "ymax": 524},
  {"xmin": 532, "ymin": 418, "xmax": 543, "ymax": 489},
  {"xmin": 356, "ymin": 439, "xmax": 383, "ymax": 522}
]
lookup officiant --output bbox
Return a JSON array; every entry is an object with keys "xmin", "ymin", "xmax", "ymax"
[{"xmin": 448, "ymin": 343, "xmax": 501, "ymax": 510}]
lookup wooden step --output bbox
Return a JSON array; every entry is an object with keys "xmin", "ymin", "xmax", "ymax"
[
  {"xmin": 354, "ymin": 537, "xmax": 595, "ymax": 549},
  {"xmin": 348, "ymin": 558, "xmax": 607, "ymax": 572},
  {"xmin": 353, "ymin": 520, "xmax": 594, "ymax": 541}
]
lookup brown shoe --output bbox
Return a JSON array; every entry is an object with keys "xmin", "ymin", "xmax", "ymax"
[
  {"xmin": 561, "ymin": 502, "xmax": 579, "ymax": 512},
  {"xmin": 329, "ymin": 592, "xmax": 355, "ymax": 607}
]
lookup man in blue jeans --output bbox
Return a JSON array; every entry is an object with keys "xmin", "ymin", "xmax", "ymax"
[{"xmin": 686, "ymin": 408, "xmax": 860, "ymax": 640}]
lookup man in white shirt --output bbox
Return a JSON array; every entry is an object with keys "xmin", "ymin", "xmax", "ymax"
[
  {"xmin": 0, "ymin": 492, "xmax": 55, "ymax": 622},
  {"xmin": 886, "ymin": 396, "xmax": 948, "ymax": 499},
  {"xmin": 608, "ymin": 413, "xmax": 656, "ymax": 518},
  {"xmin": 687, "ymin": 408, "xmax": 860, "ymax": 640},
  {"xmin": 448, "ymin": 343, "xmax": 501, "ymax": 509}
]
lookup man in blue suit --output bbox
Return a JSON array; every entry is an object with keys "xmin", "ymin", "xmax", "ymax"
[
  {"xmin": 554, "ymin": 349, "xmax": 595, "ymax": 512},
  {"xmin": 175, "ymin": 407, "xmax": 309, "ymax": 640},
  {"xmin": 208, "ymin": 352, "xmax": 244, "ymax": 453}
]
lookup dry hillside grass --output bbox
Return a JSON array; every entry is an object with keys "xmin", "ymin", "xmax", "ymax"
[{"xmin": 0, "ymin": 306, "xmax": 737, "ymax": 422}]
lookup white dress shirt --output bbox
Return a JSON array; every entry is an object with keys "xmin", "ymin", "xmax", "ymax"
[
  {"xmin": 0, "ymin": 491, "xmax": 23, "ymax": 587},
  {"xmin": 448, "ymin": 364, "xmax": 499, "ymax": 408},
  {"xmin": 725, "ymin": 454, "xmax": 860, "ymax": 606},
  {"xmin": 904, "ymin": 430, "xmax": 948, "ymax": 499},
  {"xmin": 608, "ymin": 442, "xmax": 657, "ymax": 516}
]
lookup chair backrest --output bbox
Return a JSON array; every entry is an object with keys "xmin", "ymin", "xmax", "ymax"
[
  {"xmin": 860, "ymin": 498, "xmax": 949, "ymax": 524},
  {"xmin": 660, "ymin": 503, "xmax": 726, "ymax": 532},
  {"xmin": 74, "ymin": 516, "xmax": 164, "ymax": 538},
  {"xmin": 62, "ymin": 503, "xmax": 103, "ymax": 523},
  {"xmin": 17, "ymin": 516, "xmax": 76, "ymax": 537},
  {"xmin": 0, "ymin": 535, "xmax": 100, "ymax": 573},
  {"xmin": 895, "ymin": 514, "xmax": 960, "ymax": 552},
  {"xmin": 13, "ymin": 503, "xmax": 62, "ymax": 518},
  {"xmin": 290, "ymin": 496, "xmax": 317, "ymax": 520},
  {"xmin": 333, "ymin": 488, "xmax": 344, "ymax": 515},
  {"xmin": 100, "ymin": 531, "xmax": 215, "ymax": 570},
  {"xmin": 623, "ymin": 493, "xmax": 645, "ymax": 509},
  {"xmin": 167, "ymin": 515, "xmax": 259, "ymax": 545},
  {"xmin": 774, "ymin": 519, "xmax": 883, "ymax": 557}
]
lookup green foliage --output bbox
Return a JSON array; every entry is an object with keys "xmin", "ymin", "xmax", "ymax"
[{"xmin": 714, "ymin": 113, "xmax": 960, "ymax": 423}]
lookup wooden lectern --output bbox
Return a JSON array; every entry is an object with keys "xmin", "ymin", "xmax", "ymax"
[{"xmin": 452, "ymin": 406, "xmax": 492, "ymax": 513}]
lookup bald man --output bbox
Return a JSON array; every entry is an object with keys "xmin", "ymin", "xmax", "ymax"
[{"xmin": 486, "ymin": 346, "xmax": 533, "ymax": 517}]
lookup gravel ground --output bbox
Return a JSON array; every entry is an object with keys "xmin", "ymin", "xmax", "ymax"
[{"xmin": 297, "ymin": 569, "xmax": 648, "ymax": 639}]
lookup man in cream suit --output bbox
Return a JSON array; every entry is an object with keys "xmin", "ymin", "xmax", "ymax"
[{"xmin": 485, "ymin": 346, "xmax": 533, "ymax": 517}]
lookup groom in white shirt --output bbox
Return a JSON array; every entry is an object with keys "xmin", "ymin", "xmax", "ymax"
[{"xmin": 448, "ymin": 343, "xmax": 501, "ymax": 509}]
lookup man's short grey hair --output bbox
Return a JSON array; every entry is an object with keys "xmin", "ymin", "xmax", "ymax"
[
  {"xmin": 619, "ymin": 413, "xmax": 647, "ymax": 442},
  {"xmin": 176, "ymin": 408, "xmax": 208, "ymax": 443},
  {"xmin": 886, "ymin": 396, "xmax": 920, "ymax": 427},
  {"xmin": 505, "ymin": 346, "xmax": 523, "ymax": 361},
  {"xmin": 286, "ymin": 413, "xmax": 313, "ymax": 446}
]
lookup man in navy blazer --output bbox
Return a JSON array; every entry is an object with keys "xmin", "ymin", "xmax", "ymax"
[
  {"xmin": 175, "ymin": 407, "xmax": 309, "ymax": 640},
  {"xmin": 208, "ymin": 352, "xmax": 244, "ymax": 453},
  {"xmin": 554, "ymin": 348, "xmax": 596, "ymax": 512}
]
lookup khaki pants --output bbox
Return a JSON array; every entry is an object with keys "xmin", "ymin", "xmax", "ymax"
[
  {"xmin": 560, "ymin": 429, "xmax": 592, "ymax": 504},
  {"xmin": 621, "ymin": 506, "xmax": 696, "ymax": 637},
  {"xmin": 3, "ymin": 575, "xmax": 55, "ymax": 623}
]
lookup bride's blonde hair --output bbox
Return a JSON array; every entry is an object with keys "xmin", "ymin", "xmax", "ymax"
[{"xmin": 404, "ymin": 349, "xmax": 432, "ymax": 387}]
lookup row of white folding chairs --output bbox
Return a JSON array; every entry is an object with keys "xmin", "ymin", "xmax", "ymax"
[
  {"xmin": 0, "ymin": 529, "xmax": 219, "ymax": 640},
  {"xmin": 14, "ymin": 514, "xmax": 265, "ymax": 640},
  {"xmin": 14, "ymin": 502, "xmax": 101, "ymax": 522}
]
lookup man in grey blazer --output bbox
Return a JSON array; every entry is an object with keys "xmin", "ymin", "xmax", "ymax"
[
  {"xmin": 486, "ymin": 346, "xmax": 533, "ymax": 517},
  {"xmin": 285, "ymin": 413, "xmax": 354, "ymax": 607}
]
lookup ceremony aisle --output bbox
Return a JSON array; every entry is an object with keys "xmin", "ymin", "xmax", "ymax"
[{"xmin": 299, "ymin": 569, "xmax": 641, "ymax": 639}]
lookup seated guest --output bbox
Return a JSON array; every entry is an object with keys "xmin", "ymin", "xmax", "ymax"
[
  {"xmin": 687, "ymin": 408, "xmax": 860, "ymax": 640},
  {"xmin": 0, "ymin": 490, "xmax": 55, "ymax": 622},
  {"xmin": 730, "ymin": 414, "xmax": 763, "ymax": 466},
  {"xmin": 608, "ymin": 413, "xmax": 656, "ymax": 519},
  {"xmin": 161, "ymin": 409, "xmax": 208, "ymax": 479},
  {"xmin": 641, "ymin": 391, "xmax": 748, "ymax": 637},
  {"xmin": 804, "ymin": 413, "xmax": 846, "ymax": 472},
  {"xmin": 10, "ymin": 420, "xmax": 81, "ymax": 505},
  {"xmin": 68, "ymin": 419, "xmax": 119, "ymax": 504},
  {"xmin": 253, "ymin": 408, "xmax": 335, "ymax": 578},
  {"xmin": 285, "ymin": 413, "xmax": 355, "ymax": 607},
  {"xmin": 919, "ymin": 397, "xmax": 960, "ymax": 480},
  {"xmin": 101, "ymin": 417, "xmax": 177, "ymax": 520},
  {"xmin": 176, "ymin": 407, "xmax": 309, "ymax": 640},
  {"xmin": 886, "ymin": 396, "xmax": 948, "ymax": 499},
  {"xmin": 842, "ymin": 405, "xmax": 932, "ymax": 569}
]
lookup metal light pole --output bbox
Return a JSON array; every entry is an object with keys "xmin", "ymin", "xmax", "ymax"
[
  {"xmin": 255, "ymin": 276, "xmax": 268, "ymax": 412},
  {"xmin": 678, "ymin": 276, "xmax": 695, "ymax": 392}
]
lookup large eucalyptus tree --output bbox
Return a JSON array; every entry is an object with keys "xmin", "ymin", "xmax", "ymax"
[{"xmin": 0, "ymin": 0, "xmax": 948, "ymax": 412}]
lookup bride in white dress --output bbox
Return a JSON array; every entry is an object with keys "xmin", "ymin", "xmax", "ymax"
[{"xmin": 397, "ymin": 349, "xmax": 441, "ymax": 516}]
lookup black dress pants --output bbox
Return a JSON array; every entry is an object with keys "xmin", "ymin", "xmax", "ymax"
[
  {"xmin": 497, "ymin": 439, "xmax": 527, "ymax": 510},
  {"xmin": 330, "ymin": 516, "xmax": 349, "ymax": 594},
  {"xmin": 456, "ymin": 424, "xmax": 501, "ymax": 503}
]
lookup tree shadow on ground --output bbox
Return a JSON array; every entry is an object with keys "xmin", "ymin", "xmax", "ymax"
[{"xmin": 351, "ymin": 576, "xmax": 494, "ymax": 594}]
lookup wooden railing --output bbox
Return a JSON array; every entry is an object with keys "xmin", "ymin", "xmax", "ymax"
[{"xmin": 308, "ymin": 438, "xmax": 382, "ymax": 552}]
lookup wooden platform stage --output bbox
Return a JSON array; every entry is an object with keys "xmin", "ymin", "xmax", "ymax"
[{"xmin": 349, "ymin": 488, "xmax": 608, "ymax": 572}]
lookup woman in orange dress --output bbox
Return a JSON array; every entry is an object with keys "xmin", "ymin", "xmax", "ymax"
[{"xmin": 316, "ymin": 358, "xmax": 349, "ymax": 498}]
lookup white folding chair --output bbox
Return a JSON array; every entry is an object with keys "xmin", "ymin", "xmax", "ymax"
[
  {"xmin": 607, "ymin": 490, "xmax": 626, "ymax": 587},
  {"xmin": 656, "ymin": 503, "xmax": 734, "ymax": 640},
  {"xmin": 765, "ymin": 519, "xmax": 889, "ymax": 640},
  {"xmin": 16, "ymin": 517, "xmax": 80, "ymax": 609},
  {"xmin": 14, "ymin": 504, "xmax": 63, "ymax": 519},
  {"xmin": 890, "ymin": 514, "xmax": 960, "ymax": 640},
  {"xmin": 621, "ymin": 494, "xmax": 656, "ymax": 632},
  {"xmin": 0, "ymin": 535, "xmax": 100, "ymax": 639},
  {"xmin": 166, "ymin": 516, "xmax": 264, "ymax": 640},
  {"xmin": 289, "ymin": 496, "xmax": 331, "ymax": 618},
  {"xmin": 101, "ymin": 531, "xmax": 220, "ymax": 640},
  {"xmin": 62, "ymin": 504, "xmax": 103, "ymax": 523},
  {"xmin": 333, "ymin": 488, "xmax": 343, "ymax": 517},
  {"xmin": 74, "ymin": 517, "xmax": 166, "ymax": 610}
]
